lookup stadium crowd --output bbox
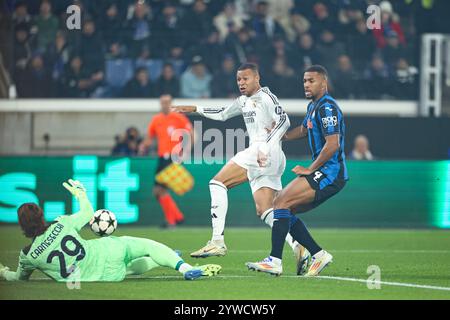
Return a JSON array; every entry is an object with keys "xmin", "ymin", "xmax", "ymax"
[{"xmin": 2, "ymin": 0, "xmax": 448, "ymax": 100}]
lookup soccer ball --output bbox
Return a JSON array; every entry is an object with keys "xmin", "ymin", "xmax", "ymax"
[{"xmin": 89, "ymin": 209, "xmax": 117, "ymax": 237}]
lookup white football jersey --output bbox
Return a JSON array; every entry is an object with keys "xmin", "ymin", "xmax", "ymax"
[{"xmin": 197, "ymin": 87, "xmax": 290, "ymax": 151}]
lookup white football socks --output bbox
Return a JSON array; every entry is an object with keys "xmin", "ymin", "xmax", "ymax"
[
  {"xmin": 209, "ymin": 180, "xmax": 228, "ymax": 243},
  {"xmin": 178, "ymin": 263, "xmax": 193, "ymax": 274},
  {"xmin": 261, "ymin": 208, "xmax": 298, "ymax": 251}
]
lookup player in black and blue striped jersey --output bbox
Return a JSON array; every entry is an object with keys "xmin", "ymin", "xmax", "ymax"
[{"xmin": 246, "ymin": 65, "xmax": 348, "ymax": 277}]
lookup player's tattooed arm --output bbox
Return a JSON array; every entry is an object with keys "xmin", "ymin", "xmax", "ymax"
[{"xmin": 283, "ymin": 125, "xmax": 308, "ymax": 141}]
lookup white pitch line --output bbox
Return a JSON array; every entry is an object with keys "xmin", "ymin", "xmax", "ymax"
[
  {"xmin": 315, "ymin": 275, "xmax": 450, "ymax": 292},
  {"xmin": 178, "ymin": 249, "xmax": 450, "ymax": 254},
  {"xmin": 3, "ymin": 249, "xmax": 450, "ymax": 254},
  {"xmin": 19, "ymin": 275, "xmax": 450, "ymax": 292}
]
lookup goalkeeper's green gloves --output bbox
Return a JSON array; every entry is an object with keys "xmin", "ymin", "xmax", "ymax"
[
  {"xmin": 0, "ymin": 262, "xmax": 10, "ymax": 280},
  {"xmin": 62, "ymin": 179, "xmax": 87, "ymax": 200}
]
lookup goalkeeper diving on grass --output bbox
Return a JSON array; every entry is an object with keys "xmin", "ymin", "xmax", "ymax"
[{"xmin": 0, "ymin": 179, "xmax": 221, "ymax": 282}]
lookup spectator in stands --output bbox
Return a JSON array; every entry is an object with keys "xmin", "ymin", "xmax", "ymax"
[
  {"xmin": 12, "ymin": 1, "xmax": 33, "ymax": 29},
  {"xmin": 284, "ymin": 11, "xmax": 310, "ymax": 43},
  {"xmin": 34, "ymin": 0, "xmax": 59, "ymax": 52},
  {"xmin": 363, "ymin": 55, "xmax": 392, "ymax": 99},
  {"xmin": 124, "ymin": 1, "xmax": 153, "ymax": 58},
  {"xmin": 78, "ymin": 20, "xmax": 104, "ymax": 75},
  {"xmin": 112, "ymin": 126, "xmax": 142, "ymax": 156},
  {"xmin": 153, "ymin": 2, "xmax": 185, "ymax": 58},
  {"xmin": 45, "ymin": 31, "xmax": 71, "ymax": 95},
  {"xmin": 180, "ymin": 55, "xmax": 212, "ymax": 98},
  {"xmin": 260, "ymin": 35, "xmax": 296, "ymax": 75},
  {"xmin": 337, "ymin": 2, "xmax": 364, "ymax": 36},
  {"xmin": 155, "ymin": 62, "xmax": 180, "ymax": 97},
  {"xmin": 13, "ymin": 23, "xmax": 32, "ymax": 92},
  {"xmin": 265, "ymin": 0, "xmax": 294, "ymax": 37},
  {"xmin": 293, "ymin": 33, "xmax": 320, "ymax": 71},
  {"xmin": 266, "ymin": 57, "xmax": 298, "ymax": 98},
  {"xmin": 347, "ymin": 18, "xmax": 376, "ymax": 73},
  {"xmin": 348, "ymin": 135, "xmax": 374, "ymax": 160},
  {"xmin": 224, "ymin": 27, "xmax": 259, "ymax": 65},
  {"xmin": 316, "ymin": 29, "xmax": 345, "ymax": 74},
  {"xmin": 332, "ymin": 54, "xmax": 360, "ymax": 99},
  {"xmin": 382, "ymin": 30, "xmax": 408, "ymax": 70},
  {"xmin": 248, "ymin": 0, "xmax": 285, "ymax": 41},
  {"xmin": 186, "ymin": 28, "xmax": 223, "ymax": 73},
  {"xmin": 181, "ymin": 0, "xmax": 213, "ymax": 48},
  {"xmin": 392, "ymin": 58, "xmax": 418, "ymax": 100},
  {"xmin": 309, "ymin": 2, "xmax": 338, "ymax": 38},
  {"xmin": 100, "ymin": 3, "xmax": 126, "ymax": 59},
  {"xmin": 59, "ymin": 56, "xmax": 104, "ymax": 98},
  {"xmin": 212, "ymin": 54, "xmax": 237, "ymax": 98},
  {"xmin": 122, "ymin": 67, "xmax": 155, "ymax": 98},
  {"xmin": 213, "ymin": 1, "xmax": 244, "ymax": 42},
  {"xmin": 16, "ymin": 54, "xmax": 51, "ymax": 98},
  {"xmin": 372, "ymin": 0, "xmax": 406, "ymax": 49}
]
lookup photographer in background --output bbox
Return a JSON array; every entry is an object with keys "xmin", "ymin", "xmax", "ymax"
[{"xmin": 111, "ymin": 127, "xmax": 142, "ymax": 156}]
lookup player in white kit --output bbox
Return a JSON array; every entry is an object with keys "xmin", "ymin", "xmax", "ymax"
[{"xmin": 172, "ymin": 63, "xmax": 310, "ymax": 272}]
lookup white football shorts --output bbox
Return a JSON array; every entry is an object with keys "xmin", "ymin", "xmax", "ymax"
[{"xmin": 230, "ymin": 143, "xmax": 286, "ymax": 194}]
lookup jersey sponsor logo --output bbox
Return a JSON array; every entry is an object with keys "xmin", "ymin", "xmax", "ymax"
[
  {"xmin": 243, "ymin": 110, "xmax": 256, "ymax": 124},
  {"xmin": 322, "ymin": 116, "xmax": 337, "ymax": 128},
  {"xmin": 242, "ymin": 111, "xmax": 256, "ymax": 117}
]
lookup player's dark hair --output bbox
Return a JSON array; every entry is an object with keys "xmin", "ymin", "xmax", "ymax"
[
  {"xmin": 237, "ymin": 62, "xmax": 259, "ymax": 74},
  {"xmin": 18, "ymin": 203, "xmax": 47, "ymax": 238},
  {"xmin": 304, "ymin": 65, "xmax": 328, "ymax": 80}
]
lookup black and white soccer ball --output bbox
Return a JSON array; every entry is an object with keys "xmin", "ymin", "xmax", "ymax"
[{"xmin": 89, "ymin": 209, "xmax": 117, "ymax": 237}]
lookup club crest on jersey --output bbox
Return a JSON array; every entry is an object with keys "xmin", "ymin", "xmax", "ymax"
[{"xmin": 307, "ymin": 120, "xmax": 313, "ymax": 129}]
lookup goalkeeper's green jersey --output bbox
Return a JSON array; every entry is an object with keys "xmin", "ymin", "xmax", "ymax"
[{"xmin": 13, "ymin": 197, "xmax": 130, "ymax": 282}]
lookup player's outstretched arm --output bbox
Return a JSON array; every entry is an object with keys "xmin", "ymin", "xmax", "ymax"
[
  {"xmin": 283, "ymin": 125, "xmax": 308, "ymax": 141},
  {"xmin": 172, "ymin": 99, "xmax": 241, "ymax": 122},
  {"xmin": 0, "ymin": 253, "xmax": 35, "ymax": 281},
  {"xmin": 63, "ymin": 179, "xmax": 94, "ymax": 231},
  {"xmin": 171, "ymin": 105, "xmax": 197, "ymax": 113}
]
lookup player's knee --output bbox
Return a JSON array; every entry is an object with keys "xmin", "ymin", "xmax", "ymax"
[
  {"xmin": 209, "ymin": 179, "xmax": 228, "ymax": 190},
  {"xmin": 255, "ymin": 205, "xmax": 265, "ymax": 217},
  {"xmin": 273, "ymin": 195, "xmax": 289, "ymax": 210}
]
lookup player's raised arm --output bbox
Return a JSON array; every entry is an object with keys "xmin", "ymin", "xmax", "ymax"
[
  {"xmin": 63, "ymin": 179, "xmax": 94, "ymax": 231},
  {"xmin": 172, "ymin": 99, "xmax": 241, "ymax": 122}
]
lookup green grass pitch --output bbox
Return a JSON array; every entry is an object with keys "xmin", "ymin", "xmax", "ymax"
[{"xmin": 1, "ymin": 226, "xmax": 449, "ymax": 300}]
